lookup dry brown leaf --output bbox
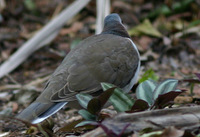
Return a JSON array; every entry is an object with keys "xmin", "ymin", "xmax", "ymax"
[
  {"xmin": 137, "ymin": 36, "xmax": 152, "ymax": 51},
  {"xmin": 131, "ymin": 133, "xmax": 139, "ymax": 137},
  {"xmin": 12, "ymin": 102, "xmax": 19, "ymax": 113},
  {"xmin": 60, "ymin": 22, "xmax": 83, "ymax": 35},
  {"xmin": 161, "ymin": 127, "xmax": 184, "ymax": 137},
  {"xmin": 193, "ymin": 85, "xmax": 200, "ymax": 96},
  {"xmin": 112, "ymin": 1, "xmax": 133, "ymax": 11},
  {"xmin": 180, "ymin": 68, "xmax": 191, "ymax": 75},
  {"xmin": 174, "ymin": 96, "xmax": 193, "ymax": 104},
  {"xmin": 58, "ymin": 43, "xmax": 70, "ymax": 51}
]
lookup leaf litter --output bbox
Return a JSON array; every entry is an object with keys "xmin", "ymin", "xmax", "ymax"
[{"xmin": 0, "ymin": 0, "xmax": 200, "ymax": 136}]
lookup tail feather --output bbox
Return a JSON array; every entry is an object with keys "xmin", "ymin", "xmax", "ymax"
[{"xmin": 16, "ymin": 102, "xmax": 67, "ymax": 124}]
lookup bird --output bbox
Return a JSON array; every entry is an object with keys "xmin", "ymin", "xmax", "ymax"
[{"xmin": 16, "ymin": 13, "xmax": 140, "ymax": 124}]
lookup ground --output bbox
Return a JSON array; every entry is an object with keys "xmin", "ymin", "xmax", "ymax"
[{"xmin": 0, "ymin": 0, "xmax": 200, "ymax": 136}]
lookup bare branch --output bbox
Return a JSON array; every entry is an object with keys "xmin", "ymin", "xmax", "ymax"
[
  {"xmin": 0, "ymin": 0, "xmax": 91, "ymax": 79},
  {"xmin": 82, "ymin": 106, "xmax": 200, "ymax": 136}
]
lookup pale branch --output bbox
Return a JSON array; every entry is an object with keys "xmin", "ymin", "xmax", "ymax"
[
  {"xmin": 0, "ymin": 75, "xmax": 49, "ymax": 91},
  {"xmin": 96, "ymin": 0, "xmax": 110, "ymax": 34},
  {"xmin": 0, "ymin": 0, "xmax": 91, "ymax": 79},
  {"xmin": 82, "ymin": 106, "xmax": 200, "ymax": 137}
]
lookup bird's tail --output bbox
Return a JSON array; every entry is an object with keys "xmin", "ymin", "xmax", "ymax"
[{"xmin": 16, "ymin": 102, "xmax": 67, "ymax": 124}]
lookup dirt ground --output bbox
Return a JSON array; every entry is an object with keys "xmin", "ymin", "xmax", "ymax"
[{"xmin": 0, "ymin": 0, "xmax": 200, "ymax": 136}]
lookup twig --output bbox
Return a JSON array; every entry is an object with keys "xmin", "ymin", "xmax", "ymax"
[
  {"xmin": 96, "ymin": 0, "xmax": 110, "ymax": 34},
  {"xmin": 5, "ymin": 74, "xmax": 20, "ymax": 85},
  {"xmin": 0, "ymin": 75, "xmax": 49, "ymax": 91},
  {"xmin": 173, "ymin": 25, "xmax": 200, "ymax": 38},
  {"xmin": 81, "ymin": 106, "xmax": 200, "ymax": 137},
  {"xmin": 0, "ymin": 0, "xmax": 91, "ymax": 79},
  {"xmin": 0, "ymin": 84, "xmax": 22, "ymax": 91}
]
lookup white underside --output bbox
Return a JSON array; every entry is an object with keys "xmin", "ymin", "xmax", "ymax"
[
  {"xmin": 122, "ymin": 38, "xmax": 140, "ymax": 92},
  {"xmin": 31, "ymin": 102, "xmax": 67, "ymax": 124}
]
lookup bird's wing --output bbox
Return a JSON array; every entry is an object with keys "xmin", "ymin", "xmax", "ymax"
[{"xmin": 37, "ymin": 34, "xmax": 139, "ymax": 103}]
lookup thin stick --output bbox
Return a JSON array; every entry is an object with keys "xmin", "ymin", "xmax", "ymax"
[
  {"xmin": 0, "ymin": 0, "xmax": 91, "ymax": 79},
  {"xmin": 82, "ymin": 106, "xmax": 200, "ymax": 136},
  {"xmin": 96, "ymin": 0, "xmax": 110, "ymax": 34}
]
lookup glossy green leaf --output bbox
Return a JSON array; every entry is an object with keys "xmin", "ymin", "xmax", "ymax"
[
  {"xmin": 136, "ymin": 79, "xmax": 157, "ymax": 105},
  {"xmin": 24, "ymin": 0, "xmax": 36, "ymax": 11},
  {"xmin": 146, "ymin": 0, "xmax": 194, "ymax": 19},
  {"xmin": 78, "ymin": 109, "xmax": 96, "ymax": 121},
  {"xmin": 139, "ymin": 68, "xmax": 159, "ymax": 83},
  {"xmin": 109, "ymin": 88, "xmax": 134, "ymax": 112},
  {"xmin": 101, "ymin": 82, "xmax": 116, "ymax": 91},
  {"xmin": 153, "ymin": 79, "xmax": 178, "ymax": 100},
  {"xmin": 140, "ymin": 131, "xmax": 163, "ymax": 137},
  {"xmin": 75, "ymin": 120, "xmax": 98, "ymax": 128},
  {"xmin": 76, "ymin": 93, "xmax": 93, "ymax": 109},
  {"xmin": 101, "ymin": 82, "xmax": 134, "ymax": 112}
]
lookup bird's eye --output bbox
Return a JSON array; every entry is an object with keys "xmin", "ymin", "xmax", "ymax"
[{"xmin": 121, "ymin": 20, "xmax": 124, "ymax": 24}]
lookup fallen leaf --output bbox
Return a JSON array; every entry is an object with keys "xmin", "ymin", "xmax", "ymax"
[
  {"xmin": 174, "ymin": 96, "xmax": 193, "ymax": 104},
  {"xmin": 58, "ymin": 43, "xmax": 70, "ymax": 51},
  {"xmin": 161, "ymin": 126, "xmax": 184, "ymax": 137},
  {"xmin": 137, "ymin": 36, "xmax": 153, "ymax": 51},
  {"xmin": 154, "ymin": 15, "xmax": 173, "ymax": 33},
  {"xmin": 12, "ymin": 102, "xmax": 19, "ymax": 113},
  {"xmin": 193, "ymin": 85, "xmax": 200, "ymax": 96},
  {"xmin": 60, "ymin": 22, "xmax": 83, "ymax": 36},
  {"xmin": 128, "ymin": 19, "xmax": 162, "ymax": 37}
]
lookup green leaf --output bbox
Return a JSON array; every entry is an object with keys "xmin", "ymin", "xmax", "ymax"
[
  {"xmin": 75, "ymin": 120, "xmax": 97, "ymax": 128},
  {"xmin": 78, "ymin": 109, "xmax": 96, "ymax": 121},
  {"xmin": 136, "ymin": 80, "xmax": 157, "ymax": 106},
  {"xmin": 101, "ymin": 82, "xmax": 116, "ymax": 91},
  {"xmin": 188, "ymin": 20, "xmax": 200, "ymax": 28},
  {"xmin": 128, "ymin": 19, "xmax": 162, "ymax": 37},
  {"xmin": 109, "ymin": 88, "xmax": 134, "ymax": 112},
  {"xmin": 140, "ymin": 131, "xmax": 163, "ymax": 137},
  {"xmin": 58, "ymin": 119, "xmax": 83, "ymax": 132},
  {"xmin": 101, "ymin": 82, "xmax": 134, "ymax": 112},
  {"xmin": 139, "ymin": 68, "xmax": 159, "ymax": 83},
  {"xmin": 153, "ymin": 79, "xmax": 178, "ymax": 100},
  {"xmin": 145, "ymin": 0, "xmax": 194, "ymax": 19},
  {"xmin": 172, "ymin": 0, "xmax": 195, "ymax": 13},
  {"xmin": 70, "ymin": 39, "xmax": 81, "ymax": 49},
  {"xmin": 24, "ymin": 0, "xmax": 36, "ymax": 11},
  {"xmin": 146, "ymin": 5, "xmax": 171, "ymax": 19},
  {"xmin": 76, "ymin": 93, "xmax": 93, "ymax": 109}
]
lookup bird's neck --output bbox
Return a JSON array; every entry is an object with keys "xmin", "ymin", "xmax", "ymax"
[{"xmin": 101, "ymin": 23, "xmax": 130, "ymax": 38}]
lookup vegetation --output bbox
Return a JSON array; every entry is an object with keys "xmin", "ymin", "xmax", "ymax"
[{"xmin": 0, "ymin": 0, "xmax": 200, "ymax": 136}]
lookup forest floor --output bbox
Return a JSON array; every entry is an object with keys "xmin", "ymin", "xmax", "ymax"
[{"xmin": 0, "ymin": 0, "xmax": 200, "ymax": 136}]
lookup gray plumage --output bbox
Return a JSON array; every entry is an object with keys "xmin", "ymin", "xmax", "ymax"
[{"xmin": 16, "ymin": 13, "xmax": 140, "ymax": 124}]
